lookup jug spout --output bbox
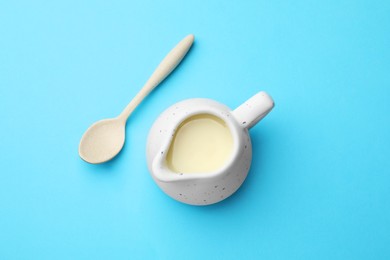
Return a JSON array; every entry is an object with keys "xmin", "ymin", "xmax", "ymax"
[
  {"xmin": 152, "ymin": 154, "xmax": 208, "ymax": 183},
  {"xmin": 232, "ymin": 91, "xmax": 274, "ymax": 129},
  {"xmin": 151, "ymin": 132, "xmax": 181, "ymax": 183},
  {"xmin": 151, "ymin": 135, "xmax": 230, "ymax": 183}
]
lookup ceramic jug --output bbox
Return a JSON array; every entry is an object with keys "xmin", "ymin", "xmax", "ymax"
[{"xmin": 146, "ymin": 91, "xmax": 274, "ymax": 205}]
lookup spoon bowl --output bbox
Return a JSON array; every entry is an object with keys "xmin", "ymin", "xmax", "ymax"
[{"xmin": 79, "ymin": 118, "xmax": 125, "ymax": 164}]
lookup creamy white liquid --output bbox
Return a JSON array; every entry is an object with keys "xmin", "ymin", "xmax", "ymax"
[{"xmin": 166, "ymin": 114, "xmax": 233, "ymax": 174}]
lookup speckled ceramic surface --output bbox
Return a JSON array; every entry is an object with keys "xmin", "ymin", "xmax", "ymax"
[{"xmin": 146, "ymin": 92, "xmax": 274, "ymax": 205}]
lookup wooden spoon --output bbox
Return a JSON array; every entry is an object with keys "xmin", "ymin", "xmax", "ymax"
[{"xmin": 79, "ymin": 34, "xmax": 194, "ymax": 164}]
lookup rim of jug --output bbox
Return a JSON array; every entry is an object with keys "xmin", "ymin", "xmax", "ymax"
[{"xmin": 151, "ymin": 102, "xmax": 244, "ymax": 183}]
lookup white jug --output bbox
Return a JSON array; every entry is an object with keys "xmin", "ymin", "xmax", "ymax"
[{"xmin": 146, "ymin": 91, "xmax": 274, "ymax": 205}]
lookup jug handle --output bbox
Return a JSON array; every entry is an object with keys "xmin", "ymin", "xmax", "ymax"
[{"xmin": 231, "ymin": 91, "xmax": 275, "ymax": 129}]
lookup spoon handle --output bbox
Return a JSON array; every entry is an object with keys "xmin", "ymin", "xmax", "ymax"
[{"xmin": 119, "ymin": 34, "xmax": 195, "ymax": 121}]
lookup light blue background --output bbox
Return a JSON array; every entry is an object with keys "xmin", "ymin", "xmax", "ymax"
[{"xmin": 1, "ymin": 0, "xmax": 389, "ymax": 259}]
